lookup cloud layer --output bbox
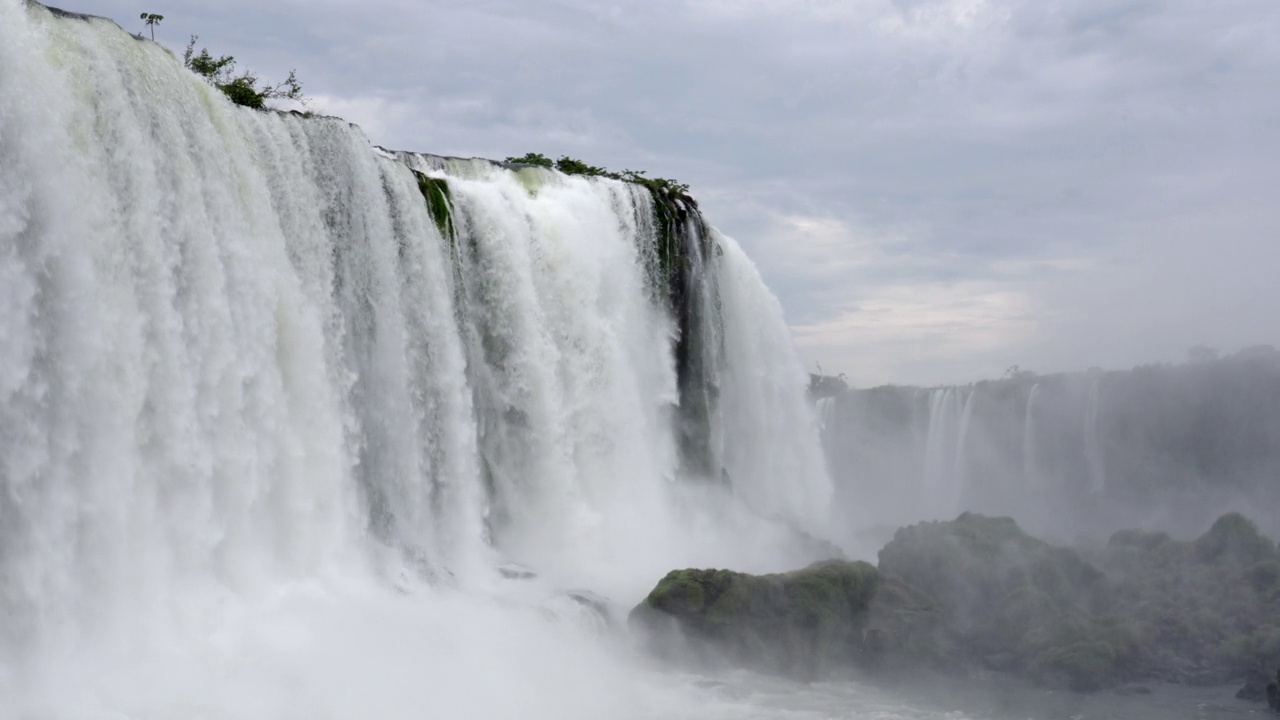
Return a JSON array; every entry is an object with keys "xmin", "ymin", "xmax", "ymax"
[{"xmin": 86, "ymin": 0, "xmax": 1280, "ymax": 385}]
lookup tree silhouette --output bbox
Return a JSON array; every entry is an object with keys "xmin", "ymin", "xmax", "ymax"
[{"xmin": 140, "ymin": 13, "xmax": 163, "ymax": 41}]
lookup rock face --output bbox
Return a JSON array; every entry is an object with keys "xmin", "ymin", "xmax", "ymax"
[
  {"xmin": 1101, "ymin": 513, "xmax": 1280, "ymax": 688},
  {"xmin": 628, "ymin": 561, "xmax": 878, "ymax": 677},
  {"xmin": 877, "ymin": 512, "xmax": 1280, "ymax": 691},
  {"xmin": 878, "ymin": 512, "xmax": 1126, "ymax": 691},
  {"xmin": 632, "ymin": 511, "xmax": 1280, "ymax": 696}
]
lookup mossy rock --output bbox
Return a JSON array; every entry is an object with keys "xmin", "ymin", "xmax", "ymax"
[
  {"xmin": 861, "ymin": 573, "xmax": 945, "ymax": 667},
  {"xmin": 1031, "ymin": 639, "xmax": 1122, "ymax": 692},
  {"xmin": 1108, "ymin": 528, "xmax": 1175, "ymax": 552},
  {"xmin": 1194, "ymin": 512, "xmax": 1276, "ymax": 566},
  {"xmin": 877, "ymin": 513, "xmax": 1104, "ymax": 633},
  {"xmin": 629, "ymin": 561, "xmax": 878, "ymax": 677},
  {"xmin": 413, "ymin": 172, "xmax": 454, "ymax": 242}
]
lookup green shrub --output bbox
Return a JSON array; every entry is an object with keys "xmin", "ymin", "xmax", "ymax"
[{"xmin": 183, "ymin": 35, "xmax": 304, "ymax": 110}]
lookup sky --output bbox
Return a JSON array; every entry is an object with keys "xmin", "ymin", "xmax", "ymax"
[{"xmin": 74, "ymin": 0, "xmax": 1280, "ymax": 387}]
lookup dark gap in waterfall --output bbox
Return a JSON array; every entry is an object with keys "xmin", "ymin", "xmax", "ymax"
[
  {"xmin": 413, "ymin": 171, "xmax": 456, "ymax": 247},
  {"xmin": 646, "ymin": 190, "xmax": 724, "ymax": 482}
]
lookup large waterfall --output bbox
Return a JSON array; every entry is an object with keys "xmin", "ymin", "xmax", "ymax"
[{"xmin": 0, "ymin": 3, "xmax": 835, "ymax": 717}]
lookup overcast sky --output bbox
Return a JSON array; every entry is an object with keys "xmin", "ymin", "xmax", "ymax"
[{"xmin": 80, "ymin": 0, "xmax": 1280, "ymax": 387}]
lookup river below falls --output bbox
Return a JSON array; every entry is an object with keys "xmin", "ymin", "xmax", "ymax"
[{"xmin": 655, "ymin": 668, "xmax": 1259, "ymax": 720}]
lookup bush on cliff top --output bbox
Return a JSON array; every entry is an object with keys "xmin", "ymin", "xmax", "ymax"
[
  {"xmin": 183, "ymin": 35, "xmax": 305, "ymax": 110},
  {"xmin": 504, "ymin": 152, "xmax": 692, "ymax": 199}
]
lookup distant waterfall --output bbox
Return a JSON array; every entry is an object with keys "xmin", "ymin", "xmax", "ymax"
[
  {"xmin": 953, "ymin": 388, "xmax": 977, "ymax": 511},
  {"xmin": 1022, "ymin": 383, "xmax": 1041, "ymax": 490},
  {"xmin": 922, "ymin": 387, "xmax": 972, "ymax": 519},
  {"xmin": 822, "ymin": 356, "xmax": 1280, "ymax": 542},
  {"xmin": 1083, "ymin": 377, "xmax": 1106, "ymax": 493}
]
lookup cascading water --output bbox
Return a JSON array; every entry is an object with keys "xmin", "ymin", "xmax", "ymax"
[
  {"xmin": 1083, "ymin": 377, "xmax": 1106, "ymax": 494},
  {"xmin": 952, "ymin": 388, "xmax": 977, "ymax": 513},
  {"xmin": 0, "ymin": 4, "xmax": 849, "ymax": 717},
  {"xmin": 822, "ymin": 356, "xmax": 1280, "ymax": 544},
  {"xmin": 1021, "ymin": 383, "xmax": 1042, "ymax": 490},
  {"xmin": 921, "ymin": 387, "xmax": 973, "ymax": 520}
]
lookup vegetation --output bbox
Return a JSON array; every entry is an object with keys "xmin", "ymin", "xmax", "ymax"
[
  {"xmin": 630, "ymin": 561, "xmax": 879, "ymax": 678},
  {"xmin": 809, "ymin": 372, "xmax": 848, "ymax": 399},
  {"xmin": 634, "ymin": 512, "xmax": 1280, "ymax": 695},
  {"xmin": 183, "ymin": 35, "xmax": 305, "ymax": 110},
  {"xmin": 414, "ymin": 172, "xmax": 455, "ymax": 243},
  {"xmin": 140, "ymin": 12, "xmax": 163, "ymax": 41},
  {"xmin": 503, "ymin": 152, "xmax": 691, "ymax": 199}
]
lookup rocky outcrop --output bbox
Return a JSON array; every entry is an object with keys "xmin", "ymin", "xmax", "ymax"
[
  {"xmin": 633, "ymin": 511, "xmax": 1280, "ymax": 696},
  {"xmin": 628, "ymin": 560, "xmax": 879, "ymax": 677},
  {"xmin": 877, "ymin": 512, "xmax": 1128, "ymax": 691}
]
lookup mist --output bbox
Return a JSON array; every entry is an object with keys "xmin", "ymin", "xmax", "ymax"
[{"xmin": 818, "ymin": 344, "xmax": 1280, "ymax": 553}]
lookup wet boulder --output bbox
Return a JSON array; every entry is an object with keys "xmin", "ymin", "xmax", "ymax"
[
  {"xmin": 628, "ymin": 560, "xmax": 878, "ymax": 677},
  {"xmin": 877, "ymin": 513, "xmax": 1132, "ymax": 691}
]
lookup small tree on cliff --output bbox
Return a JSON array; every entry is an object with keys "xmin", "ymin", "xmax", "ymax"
[
  {"xmin": 182, "ymin": 35, "xmax": 305, "ymax": 110},
  {"xmin": 140, "ymin": 12, "xmax": 163, "ymax": 41}
]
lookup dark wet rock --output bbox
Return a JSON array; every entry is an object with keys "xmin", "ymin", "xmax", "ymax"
[
  {"xmin": 566, "ymin": 590, "xmax": 612, "ymax": 623},
  {"xmin": 629, "ymin": 560, "xmax": 879, "ymax": 678},
  {"xmin": 876, "ymin": 513, "xmax": 1129, "ymax": 691},
  {"xmin": 498, "ymin": 563, "xmax": 536, "ymax": 580},
  {"xmin": 1194, "ymin": 513, "xmax": 1277, "ymax": 567},
  {"xmin": 633, "ymin": 511, "xmax": 1280, "ymax": 695}
]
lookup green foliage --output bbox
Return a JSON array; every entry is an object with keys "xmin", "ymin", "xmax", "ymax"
[
  {"xmin": 554, "ymin": 156, "xmax": 609, "ymax": 177},
  {"xmin": 503, "ymin": 152, "xmax": 692, "ymax": 198},
  {"xmin": 414, "ymin": 172, "xmax": 455, "ymax": 242},
  {"xmin": 1194, "ymin": 512, "xmax": 1276, "ymax": 565},
  {"xmin": 183, "ymin": 35, "xmax": 305, "ymax": 110},
  {"xmin": 1032, "ymin": 639, "xmax": 1121, "ymax": 692},
  {"xmin": 877, "ymin": 513, "xmax": 1101, "ymax": 619},
  {"xmin": 503, "ymin": 152, "xmax": 553, "ymax": 168},
  {"xmin": 139, "ymin": 12, "xmax": 163, "ymax": 41},
  {"xmin": 633, "ymin": 561, "xmax": 880, "ymax": 677},
  {"xmin": 636, "ymin": 512, "xmax": 1280, "ymax": 691}
]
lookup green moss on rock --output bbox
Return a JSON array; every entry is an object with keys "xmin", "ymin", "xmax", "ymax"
[
  {"xmin": 414, "ymin": 172, "xmax": 455, "ymax": 243},
  {"xmin": 1194, "ymin": 512, "xmax": 1277, "ymax": 566},
  {"xmin": 630, "ymin": 561, "xmax": 878, "ymax": 677}
]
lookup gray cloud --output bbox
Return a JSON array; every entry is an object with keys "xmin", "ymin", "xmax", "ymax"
[{"xmin": 82, "ymin": 0, "xmax": 1280, "ymax": 385}]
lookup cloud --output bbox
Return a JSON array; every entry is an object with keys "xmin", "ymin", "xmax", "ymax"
[{"xmin": 791, "ymin": 281, "xmax": 1038, "ymax": 386}]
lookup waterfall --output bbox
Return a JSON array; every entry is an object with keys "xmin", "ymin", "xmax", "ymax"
[
  {"xmin": 952, "ymin": 387, "xmax": 977, "ymax": 513},
  {"xmin": 0, "ymin": 4, "xmax": 832, "ymax": 713},
  {"xmin": 1022, "ymin": 383, "xmax": 1041, "ymax": 490},
  {"xmin": 922, "ymin": 387, "xmax": 965, "ymax": 519},
  {"xmin": 1083, "ymin": 377, "xmax": 1106, "ymax": 493}
]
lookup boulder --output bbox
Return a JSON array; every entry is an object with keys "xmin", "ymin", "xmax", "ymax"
[
  {"xmin": 1194, "ymin": 513, "xmax": 1277, "ymax": 567},
  {"xmin": 629, "ymin": 560, "xmax": 878, "ymax": 677},
  {"xmin": 876, "ymin": 513, "xmax": 1133, "ymax": 690}
]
